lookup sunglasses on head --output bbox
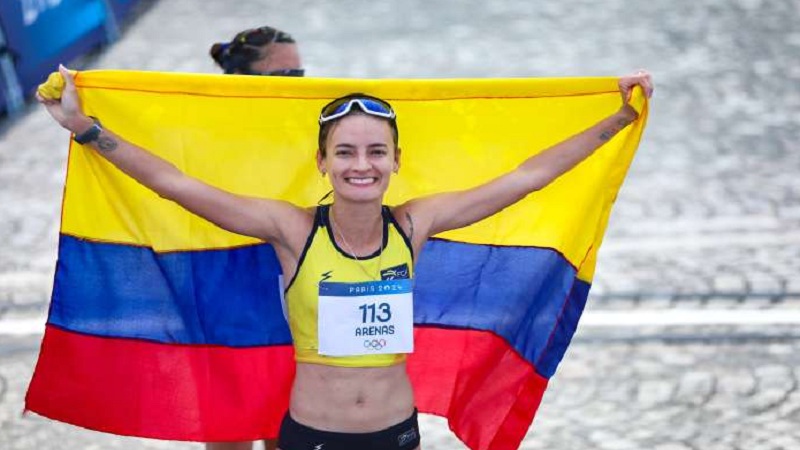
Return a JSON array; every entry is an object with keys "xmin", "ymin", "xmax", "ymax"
[
  {"xmin": 319, "ymin": 97, "xmax": 396, "ymax": 124},
  {"xmin": 258, "ymin": 68, "xmax": 305, "ymax": 77}
]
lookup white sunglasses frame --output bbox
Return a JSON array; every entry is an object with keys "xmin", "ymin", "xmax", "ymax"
[{"xmin": 318, "ymin": 98, "xmax": 396, "ymax": 124}]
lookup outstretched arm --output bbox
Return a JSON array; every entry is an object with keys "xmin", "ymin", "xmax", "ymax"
[
  {"xmin": 37, "ymin": 66, "xmax": 304, "ymax": 245},
  {"xmin": 399, "ymin": 71, "xmax": 653, "ymax": 244}
]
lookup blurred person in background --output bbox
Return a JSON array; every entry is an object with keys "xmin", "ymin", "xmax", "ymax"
[
  {"xmin": 206, "ymin": 24, "xmax": 303, "ymax": 450},
  {"xmin": 210, "ymin": 26, "xmax": 303, "ymax": 77}
]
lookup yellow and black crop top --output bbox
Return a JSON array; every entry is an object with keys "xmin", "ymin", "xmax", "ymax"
[{"xmin": 284, "ymin": 205, "xmax": 414, "ymax": 367}]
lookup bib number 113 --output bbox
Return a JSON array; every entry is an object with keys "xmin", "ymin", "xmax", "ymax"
[{"xmin": 359, "ymin": 302, "xmax": 391, "ymax": 323}]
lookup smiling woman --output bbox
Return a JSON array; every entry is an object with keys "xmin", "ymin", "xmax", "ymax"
[
  {"xmin": 35, "ymin": 66, "xmax": 652, "ymax": 450},
  {"xmin": 316, "ymin": 96, "xmax": 400, "ymax": 206}
]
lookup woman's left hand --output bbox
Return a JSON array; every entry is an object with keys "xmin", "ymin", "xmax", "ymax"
[{"xmin": 618, "ymin": 70, "xmax": 654, "ymax": 104}]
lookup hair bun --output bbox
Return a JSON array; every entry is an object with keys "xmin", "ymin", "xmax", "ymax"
[{"xmin": 209, "ymin": 43, "xmax": 231, "ymax": 65}]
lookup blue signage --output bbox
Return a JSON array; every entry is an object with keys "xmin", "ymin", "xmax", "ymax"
[{"xmin": 0, "ymin": 0, "xmax": 141, "ymax": 114}]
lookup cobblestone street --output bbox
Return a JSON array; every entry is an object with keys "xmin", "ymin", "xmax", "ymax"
[{"xmin": 1, "ymin": 0, "xmax": 799, "ymax": 448}]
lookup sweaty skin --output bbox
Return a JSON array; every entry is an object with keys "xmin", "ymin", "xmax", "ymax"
[{"xmin": 283, "ymin": 115, "xmax": 416, "ymax": 432}]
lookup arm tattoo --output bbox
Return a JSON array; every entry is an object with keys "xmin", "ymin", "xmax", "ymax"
[
  {"xmin": 599, "ymin": 117, "xmax": 634, "ymax": 142},
  {"xmin": 96, "ymin": 135, "xmax": 118, "ymax": 153},
  {"xmin": 599, "ymin": 130, "xmax": 614, "ymax": 141},
  {"xmin": 405, "ymin": 212, "xmax": 415, "ymax": 240}
]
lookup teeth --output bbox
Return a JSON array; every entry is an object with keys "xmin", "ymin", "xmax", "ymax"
[{"xmin": 347, "ymin": 178, "xmax": 376, "ymax": 185}]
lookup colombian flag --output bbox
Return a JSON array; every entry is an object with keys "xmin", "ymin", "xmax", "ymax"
[{"xmin": 26, "ymin": 71, "xmax": 648, "ymax": 450}]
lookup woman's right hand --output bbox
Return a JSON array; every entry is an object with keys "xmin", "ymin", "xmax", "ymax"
[{"xmin": 36, "ymin": 65, "xmax": 92, "ymax": 133}]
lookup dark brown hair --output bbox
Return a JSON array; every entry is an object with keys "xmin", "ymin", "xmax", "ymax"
[{"xmin": 209, "ymin": 26, "xmax": 296, "ymax": 75}]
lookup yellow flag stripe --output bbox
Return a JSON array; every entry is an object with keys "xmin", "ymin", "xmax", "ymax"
[{"xmin": 55, "ymin": 71, "xmax": 646, "ymax": 271}]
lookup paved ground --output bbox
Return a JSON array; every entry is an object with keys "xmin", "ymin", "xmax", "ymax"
[{"xmin": 0, "ymin": 0, "xmax": 798, "ymax": 449}]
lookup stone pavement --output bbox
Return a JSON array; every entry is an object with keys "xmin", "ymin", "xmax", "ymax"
[{"xmin": 1, "ymin": 0, "xmax": 799, "ymax": 449}]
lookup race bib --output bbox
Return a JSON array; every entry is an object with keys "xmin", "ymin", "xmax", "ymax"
[{"xmin": 318, "ymin": 279, "xmax": 414, "ymax": 356}]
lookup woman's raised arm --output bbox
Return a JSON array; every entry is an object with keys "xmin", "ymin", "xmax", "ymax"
[
  {"xmin": 398, "ymin": 70, "xmax": 654, "ymax": 246},
  {"xmin": 37, "ymin": 66, "xmax": 305, "ymax": 245}
]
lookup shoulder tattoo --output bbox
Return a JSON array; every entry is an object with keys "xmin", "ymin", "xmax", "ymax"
[{"xmin": 404, "ymin": 212, "xmax": 415, "ymax": 240}]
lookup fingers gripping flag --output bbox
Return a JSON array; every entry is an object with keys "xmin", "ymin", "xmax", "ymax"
[{"xmin": 27, "ymin": 71, "xmax": 648, "ymax": 450}]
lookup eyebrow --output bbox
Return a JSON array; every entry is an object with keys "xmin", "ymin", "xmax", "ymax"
[{"xmin": 333, "ymin": 143, "xmax": 389, "ymax": 149}]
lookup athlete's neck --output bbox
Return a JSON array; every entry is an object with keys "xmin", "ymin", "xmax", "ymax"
[{"xmin": 330, "ymin": 202, "xmax": 383, "ymax": 254}]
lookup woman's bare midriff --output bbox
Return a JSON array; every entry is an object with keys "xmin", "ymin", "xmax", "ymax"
[{"xmin": 289, "ymin": 361, "xmax": 415, "ymax": 433}]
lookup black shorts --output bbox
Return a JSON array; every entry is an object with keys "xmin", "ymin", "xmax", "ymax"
[{"xmin": 277, "ymin": 409, "xmax": 421, "ymax": 450}]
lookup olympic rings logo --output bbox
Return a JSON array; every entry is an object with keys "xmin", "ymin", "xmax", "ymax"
[{"xmin": 364, "ymin": 339, "xmax": 387, "ymax": 350}]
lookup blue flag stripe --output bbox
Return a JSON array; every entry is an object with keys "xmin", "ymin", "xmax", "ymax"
[{"xmin": 50, "ymin": 235, "xmax": 589, "ymax": 377}]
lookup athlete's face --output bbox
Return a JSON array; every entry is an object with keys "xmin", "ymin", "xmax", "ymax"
[{"xmin": 318, "ymin": 114, "xmax": 399, "ymax": 204}]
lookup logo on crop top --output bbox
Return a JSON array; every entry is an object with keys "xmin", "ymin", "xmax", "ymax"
[
  {"xmin": 320, "ymin": 270, "xmax": 333, "ymax": 282},
  {"xmin": 380, "ymin": 263, "xmax": 409, "ymax": 280}
]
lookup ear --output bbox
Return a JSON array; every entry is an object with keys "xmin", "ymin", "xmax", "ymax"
[
  {"xmin": 316, "ymin": 149, "xmax": 326, "ymax": 175},
  {"xmin": 393, "ymin": 146, "xmax": 401, "ymax": 173}
]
